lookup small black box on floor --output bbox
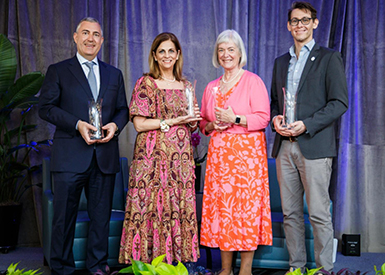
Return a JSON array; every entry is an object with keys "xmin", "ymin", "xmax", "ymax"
[{"xmin": 342, "ymin": 234, "xmax": 361, "ymax": 256}]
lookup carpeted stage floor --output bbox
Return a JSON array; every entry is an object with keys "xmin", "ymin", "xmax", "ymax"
[{"xmin": 0, "ymin": 247, "xmax": 384, "ymax": 274}]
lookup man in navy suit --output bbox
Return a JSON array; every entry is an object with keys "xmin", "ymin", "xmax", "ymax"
[
  {"xmin": 39, "ymin": 17, "xmax": 129, "ymax": 274},
  {"xmin": 270, "ymin": 2, "xmax": 348, "ymax": 272}
]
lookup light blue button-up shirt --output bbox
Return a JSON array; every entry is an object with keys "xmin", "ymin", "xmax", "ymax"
[
  {"xmin": 77, "ymin": 52, "xmax": 101, "ymax": 93},
  {"xmin": 285, "ymin": 39, "xmax": 315, "ymax": 123}
]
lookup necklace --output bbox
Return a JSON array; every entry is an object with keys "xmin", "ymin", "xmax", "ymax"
[
  {"xmin": 161, "ymin": 75, "xmax": 176, "ymax": 83},
  {"xmin": 221, "ymin": 69, "xmax": 242, "ymax": 84}
]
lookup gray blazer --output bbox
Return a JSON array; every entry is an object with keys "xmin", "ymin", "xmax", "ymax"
[{"xmin": 270, "ymin": 43, "xmax": 348, "ymax": 159}]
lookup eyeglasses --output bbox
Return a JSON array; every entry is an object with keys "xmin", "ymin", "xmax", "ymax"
[{"xmin": 289, "ymin": 17, "xmax": 313, "ymax": 26}]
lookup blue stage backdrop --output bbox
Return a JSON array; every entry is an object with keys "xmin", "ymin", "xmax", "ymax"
[{"xmin": 1, "ymin": 0, "xmax": 384, "ymax": 253}]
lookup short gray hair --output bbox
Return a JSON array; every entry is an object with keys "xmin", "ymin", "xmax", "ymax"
[
  {"xmin": 75, "ymin": 17, "xmax": 103, "ymax": 36},
  {"xmin": 212, "ymin": 29, "xmax": 247, "ymax": 68}
]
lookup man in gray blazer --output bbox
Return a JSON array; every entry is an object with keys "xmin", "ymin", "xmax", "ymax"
[{"xmin": 270, "ymin": 1, "xmax": 348, "ymax": 272}]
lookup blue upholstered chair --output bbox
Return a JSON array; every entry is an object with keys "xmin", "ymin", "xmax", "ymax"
[
  {"xmin": 42, "ymin": 157, "xmax": 129, "ymax": 269},
  {"xmin": 234, "ymin": 158, "xmax": 334, "ymax": 269}
]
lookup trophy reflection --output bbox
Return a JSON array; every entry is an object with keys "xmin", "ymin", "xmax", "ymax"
[
  {"xmin": 89, "ymin": 99, "xmax": 104, "ymax": 140},
  {"xmin": 185, "ymin": 80, "xmax": 196, "ymax": 117},
  {"xmin": 212, "ymin": 86, "xmax": 231, "ymax": 127},
  {"xmin": 282, "ymin": 87, "xmax": 296, "ymax": 128}
]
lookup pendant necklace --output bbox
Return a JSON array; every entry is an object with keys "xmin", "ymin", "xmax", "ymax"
[{"xmin": 222, "ymin": 69, "xmax": 242, "ymax": 84}]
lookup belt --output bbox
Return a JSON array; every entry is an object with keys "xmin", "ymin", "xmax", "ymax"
[{"xmin": 282, "ymin": 136, "xmax": 298, "ymax": 142}]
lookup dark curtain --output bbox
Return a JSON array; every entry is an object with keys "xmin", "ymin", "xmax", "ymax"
[{"xmin": 1, "ymin": 0, "xmax": 384, "ymax": 253}]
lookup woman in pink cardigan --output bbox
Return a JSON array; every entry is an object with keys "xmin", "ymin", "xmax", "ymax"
[{"xmin": 199, "ymin": 30, "xmax": 272, "ymax": 275}]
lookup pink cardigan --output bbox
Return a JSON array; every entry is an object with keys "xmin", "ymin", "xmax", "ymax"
[{"xmin": 199, "ymin": 70, "xmax": 270, "ymax": 136}]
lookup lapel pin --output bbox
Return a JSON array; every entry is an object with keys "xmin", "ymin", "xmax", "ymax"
[{"xmin": 311, "ymin": 56, "xmax": 315, "ymax": 61}]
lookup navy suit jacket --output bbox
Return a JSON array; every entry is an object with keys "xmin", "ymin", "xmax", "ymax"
[
  {"xmin": 39, "ymin": 56, "xmax": 129, "ymax": 173},
  {"xmin": 270, "ymin": 44, "xmax": 348, "ymax": 159}
]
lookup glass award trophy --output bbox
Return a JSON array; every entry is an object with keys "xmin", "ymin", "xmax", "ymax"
[
  {"xmin": 185, "ymin": 80, "xmax": 196, "ymax": 117},
  {"xmin": 282, "ymin": 87, "xmax": 296, "ymax": 128},
  {"xmin": 212, "ymin": 85, "xmax": 231, "ymax": 127},
  {"xmin": 88, "ymin": 99, "xmax": 104, "ymax": 140}
]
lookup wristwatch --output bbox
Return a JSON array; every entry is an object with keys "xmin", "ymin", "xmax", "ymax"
[
  {"xmin": 160, "ymin": 120, "xmax": 170, "ymax": 132},
  {"xmin": 235, "ymin": 115, "xmax": 241, "ymax": 125}
]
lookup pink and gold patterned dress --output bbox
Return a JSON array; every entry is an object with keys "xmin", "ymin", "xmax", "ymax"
[
  {"xmin": 119, "ymin": 75, "xmax": 199, "ymax": 264},
  {"xmin": 200, "ymin": 71, "xmax": 273, "ymax": 251}
]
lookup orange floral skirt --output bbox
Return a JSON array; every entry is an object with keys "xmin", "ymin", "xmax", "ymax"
[{"xmin": 200, "ymin": 131, "xmax": 272, "ymax": 251}]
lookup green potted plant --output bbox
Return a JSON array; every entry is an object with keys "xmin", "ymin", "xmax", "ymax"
[
  {"xmin": 375, "ymin": 263, "xmax": 385, "ymax": 275},
  {"xmin": 1, "ymin": 262, "xmax": 42, "ymax": 275},
  {"xmin": 94, "ymin": 254, "xmax": 221, "ymax": 275},
  {"xmin": 0, "ymin": 33, "xmax": 47, "ymax": 251},
  {"xmin": 114, "ymin": 254, "xmax": 188, "ymax": 275},
  {"xmin": 287, "ymin": 267, "xmax": 323, "ymax": 275},
  {"xmin": 287, "ymin": 266, "xmax": 370, "ymax": 275}
]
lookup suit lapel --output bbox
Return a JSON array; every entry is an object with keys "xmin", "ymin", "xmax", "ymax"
[
  {"xmin": 281, "ymin": 54, "xmax": 291, "ymax": 88},
  {"xmin": 98, "ymin": 60, "xmax": 110, "ymax": 100},
  {"xmin": 68, "ymin": 57, "xmax": 94, "ymax": 99},
  {"xmin": 297, "ymin": 43, "xmax": 320, "ymax": 93}
]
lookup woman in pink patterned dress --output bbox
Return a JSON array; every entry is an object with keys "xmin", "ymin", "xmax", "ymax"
[
  {"xmin": 119, "ymin": 32, "xmax": 201, "ymax": 264},
  {"xmin": 200, "ymin": 30, "xmax": 272, "ymax": 275}
]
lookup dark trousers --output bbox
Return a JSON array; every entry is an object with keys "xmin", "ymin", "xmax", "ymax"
[{"xmin": 50, "ymin": 154, "xmax": 115, "ymax": 275}]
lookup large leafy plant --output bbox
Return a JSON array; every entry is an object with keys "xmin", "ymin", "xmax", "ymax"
[
  {"xmin": 288, "ymin": 267, "xmax": 323, "ymax": 275},
  {"xmin": 116, "ymin": 254, "xmax": 188, "ymax": 275},
  {"xmin": 288, "ymin": 266, "xmax": 371, "ymax": 275},
  {"xmin": 94, "ymin": 255, "xmax": 219, "ymax": 275},
  {"xmin": 1, "ymin": 262, "xmax": 42, "ymax": 275},
  {"xmin": 0, "ymin": 33, "xmax": 47, "ymax": 205},
  {"xmin": 375, "ymin": 263, "xmax": 385, "ymax": 275}
]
